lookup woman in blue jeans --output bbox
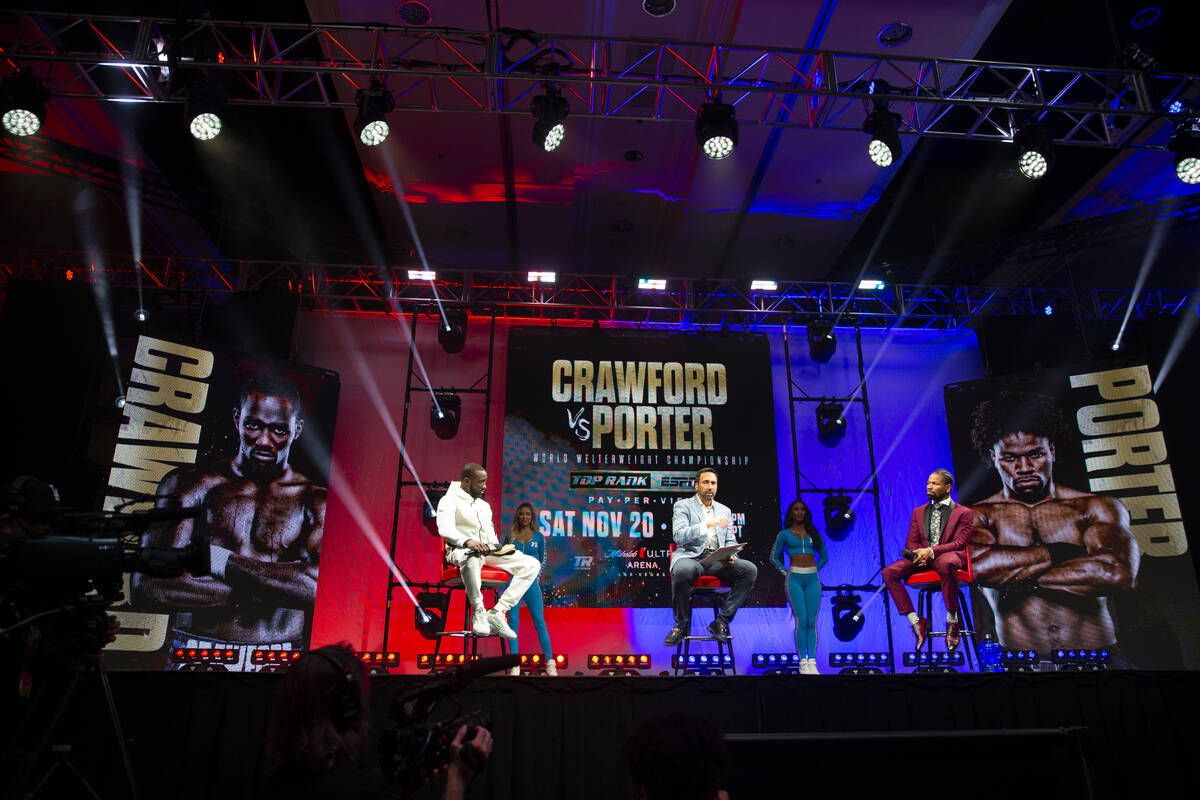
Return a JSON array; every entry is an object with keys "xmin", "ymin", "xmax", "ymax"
[
  {"xmin": 504, "ymin": 502, "xmax": 557, "ymax": 676},
  {"xmin": 770, "ymin": 499, "xmax": 828, "ymax": 674}
]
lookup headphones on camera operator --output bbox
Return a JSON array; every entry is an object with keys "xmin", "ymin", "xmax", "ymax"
[{"xmin": 309, "ymin": 645, "xmax": 365, "ymax": 732}]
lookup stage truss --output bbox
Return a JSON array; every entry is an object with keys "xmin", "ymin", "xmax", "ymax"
[
  {"xmin": 1, "ymin": 251, "xmax": 1194, "ymax": 329},
  {"xmin": 2, "ymin": 9, "xmax": 1198, "ymax": 149}
]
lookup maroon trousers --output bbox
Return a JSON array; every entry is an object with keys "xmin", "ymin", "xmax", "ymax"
[{"xmin": 882, "ymin": 551, "xmax": 964, "ymax": 616}]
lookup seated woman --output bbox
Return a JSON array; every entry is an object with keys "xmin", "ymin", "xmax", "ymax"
[
  {"xmin": 770, "ymin": 500, "xmax": 828, "ymax": 674},
  {"xmin": 503, "ymin": 502, "xmax": 557, "ymax": 676}
]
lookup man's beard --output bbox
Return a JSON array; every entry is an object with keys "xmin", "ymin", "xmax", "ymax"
[{"xmin": 242, "ymin": 452, "xmax": 286, "ymax": 480}]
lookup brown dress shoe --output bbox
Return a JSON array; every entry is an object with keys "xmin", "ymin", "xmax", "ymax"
[
  {"xmin": 946, "ymin": 619, "xmax": 961, "ymax": 652},
  {"xmin": 912, "ymin": 617, "xmax": 929, "ymax": 651}
]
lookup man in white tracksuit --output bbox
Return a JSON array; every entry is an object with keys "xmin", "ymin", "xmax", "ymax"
[{"xmin": 436, "ymin": 462, "xmax": 539, "ymax": 638}]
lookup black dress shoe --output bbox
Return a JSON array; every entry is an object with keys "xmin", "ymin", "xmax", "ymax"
[
  {"xmin": 664, "ymin": 627, "xmax": 687, "ymax": 646},
  {"xmin": 708, "ymin": 620, "xmax": 730, "ymax": 643}
]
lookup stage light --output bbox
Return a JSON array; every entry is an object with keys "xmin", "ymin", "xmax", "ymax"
[
  {"xmin": 864, "ymin": 108, "xmax": 902, "ymax": 167},
  {"xmin": 696, "ymin": 102, "xmax": 737, "ymax": 160},
  {"xmin": 823, "ymin": 494, "xmax": 855, "ymax": 537},
  {"xmin": 858, "ymin": 279, "xmax": 886, "ymax": 291},
  {"xmin": 1, "ymin": 68, "xmax": 50, "ymax": 137},
  {"xmin": 527, "ymin": 271, "xmax": 556, "ymax": 283},
  {"xmin": 831, "ymin": 589, "xmax": 865, "ymax": 641},
  {"xmin": 1043, "ymin": 303, "xmax": 1054, "ymax": 316},
  {"xmin": 830, "ymin": 652, "xmax": 890, "ymax": 669},
  {"xmin": 171, "ymin": 646, "xmax": 241, "ymax": 665},
  {"xmin": 807, "ymin": 321, "xmax": 836, "ymax": 363},
  {"xmin": 438, "ymin": 309, "xmax": 467, "ymax": 353},
  {"xmin": 752, "ymin": 653, "xmax": 801, "ymax": 674},
  {"xmin": 415, "ymin": 590, "xmax": 450, "ymax": 639},
  {"xmin": 671, "ymin": 653, "xmax": 733, "ymax": 673},
  {"xmin": 750, "ymin": 280, "xmax": 777, "ymax": 291},
  {"xmin": 355, "ymin": 83, "xmax": 396, "ymax": 146},
  {"xmin": 531, "ymin": 85, "xmax": 569, "ymax": 152},
  {"xmin": 815, "ymin": 401, "xmax": 847, "ymax": 446},
  {"xmin": 134, "ymin": 308, "xmax": 148, "ymax": 323},
  {"xmin": 420, "ymin": 485, "xmax": 447, "ymax": 536},
  {"xmin": 587, "ymin": 653, "xmax": 650, "ymax": 674},
  {"xmin": 251, "ymin": 649, "xmax": 304, "ymax": 666},
  {"xmin": 408, "ymin": 269, "xmax": 436, "ymax": 281},
  {"xmin": 1110, "ymin": 338, "xmax": 1122, "ymax": 352},
  {"xmin": 185, "ymin": 79, "xmax": 224, "ymax": 141},
  {"xmin": 643, "ymin": 0, "xmax": 676, "ymax": 16},
  {"xmin": 515, "ymin": 653, "xmax": 568, "ymax": 672},
  {"xmin": 1014, "ymin": 123, "xmax": 1054, "ymax": 179},
  {"xmin": 430, "ymin": 391, "xmax": 461, "ymax": 439},
  {"xmin": 1168, "ymin": 119, "xmax": 1200, "ymax": 184},
  {"xmin": 638, "ymin": 278, "xmax": 667, "ymax": 291}
]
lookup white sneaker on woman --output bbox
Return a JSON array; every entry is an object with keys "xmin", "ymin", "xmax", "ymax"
[
  {"xmin": 806, "ymin": 658, "xmax": 821, "ymax": 675},
  {"xmin": 545, "ymin": 660, "xmax": 558, "ymax": 677},
  {"xmin": 508, "ymin": 665, "xmax": 521, "ymax": 676}
]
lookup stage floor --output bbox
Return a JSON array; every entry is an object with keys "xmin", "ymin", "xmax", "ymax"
[{"xmin": 5, "ymin": 670, "xmax": 1199, "ymax": 799}]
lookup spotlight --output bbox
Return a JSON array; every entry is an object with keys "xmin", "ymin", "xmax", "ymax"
[
  {"xmin": 1043, "ymin": 303, "xmax": 1054, "ymax": 316},
  {"xmin": 134, "ymin": 308, "xmax": 148, "ymax": 323},
  {"xmin": 1168, "ymin": 119, "xmax": 1200, "ymax": 185},
  {"xmin": 1, "ymin": 68, "xmax": 50, "ymax": 137},
  {"xmin": 831, "ymin": 590, "xmax": 865, "ymax": 641},
  {"xmin": 1110, "ymin": 338, "xmax": 1122, "ymax": 352},
  {"xmin": 750, "ymin": 280, "xmax": 777, "ymax": 291},
  {"xmin": 808, "ymin": 322, "xmax": 837, "ymax": 363},
  {"xmin": 421, "ymin": 484, "xmax": 448, "ymax": 536},
  {"xmin": 355, "ymin": 83, "xmax": 395, "ymax": 146},
  {"xmin": 430, "ymin": 391, "xmax": 461, "ymax": 439},
  {"xmin": 815, "ymin": 401, "xmax": 846, "ymax": 446},
  {"xmin": 637, "ymin": 278, "xmax": 667, "ymax": 291},
  {"xmin": 437, "ymin": 309, "xmax": 467, "ymax": 354},
  {"xmin": 864, "ymin": 108, "xmax": 902, "ymax": 167},
  {"xmin": 858, "ymin": 279, "xmax": 887, "ymax": 291},
  {"xmin": 527, "ymin": 271, "xmax": 556, "ymax": 283},
  {"xmin": 408, "ymin": 269, "xmax": 436, "ymax": 280},
  {"xmin": 696, "ymin": 102, "xmax": 737, "ymax": 160},
  {"xmin": 1014, "ymin": 123, "xmax": 1054, "ymax": 179},
  {"xmin": 415, "ymin": 590, "xmax": 451, "ymax": 639},
  {"xmin": 643, "ymin": 0, "xmax": 676, "ymax": 16},
  {"xmin": 823, "ymin": 494, "xmax": 855, "ymax": 538},
  {"xmin": 186, "ymin": 79, "xmax": 224, "ymax": 141},
  {"xmin": 531, "ymin": 85, "xmax": 569, "ymax": 152},
  {"xmin": 115, "ymin": 395, "xmax": 127, "ymax": 410}
]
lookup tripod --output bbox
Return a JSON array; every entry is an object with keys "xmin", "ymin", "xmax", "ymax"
[{"xmin": 10, "ymin": 653, "xmax": 140, "ymax": 800}]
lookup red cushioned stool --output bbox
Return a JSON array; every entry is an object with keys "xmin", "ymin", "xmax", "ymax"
[
  {"xmin": 905, "ymin": 548, "xmax": 976, "ymax": 671},
  {"xmin": 670, "ymin": 544, "xmax": 736, "ymax": 675},
  {"xmin": 431, "ymin": 560, "xmax": 511, "ymax": 659}
]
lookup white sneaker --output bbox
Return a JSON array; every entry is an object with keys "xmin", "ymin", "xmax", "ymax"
[
  {"xmin": 545, "ymin": 660, "xmax": 558, "ymax": 677},
  {"xmin": 508, "ymin": 665, "xmax": 521, "ymax": 676},
  {"xmin": 807, "ymin": 658, "xmax": 821, "ymax": 675},
  {"xmin": 487, "ymin": 609, "xmax": 517, "ymax": 639},
  {"xmin": 471, "ymin": 609, "xmax": 490, "ymax": 636}
]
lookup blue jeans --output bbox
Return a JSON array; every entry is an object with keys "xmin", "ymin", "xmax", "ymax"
[
  {"xmin": 787, "ymin": 571, "xmax": 821, "ymax": 659},
  {"xmin": 505, "ymin": 580, "xmax": 554, "ymax": 658}
]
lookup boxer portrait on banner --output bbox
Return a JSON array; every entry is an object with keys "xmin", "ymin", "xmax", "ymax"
[{"xmin": 882, "ymin": 469, "xmax": 974, "ymax": 651}]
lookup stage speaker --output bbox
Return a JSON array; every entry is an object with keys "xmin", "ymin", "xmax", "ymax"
[
  {"xmin": 971, "ymin": 316, "xmax": 1087, "ymax": 376},
  {"xmin": 202, "ymin": 287, "xmax": 300, "ymax": 360},
  {"xmin": 0, "ymin": 280, "xmax": 106, "ymax": 501}
]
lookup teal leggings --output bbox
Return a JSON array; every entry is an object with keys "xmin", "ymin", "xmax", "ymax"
[
  {"xmin": 505, "ymin": 580, "xmax": 554, "ymax": 659},
  {"xmin": 787, "ymin": 571, "xmax": 821, "ymax": 659}
]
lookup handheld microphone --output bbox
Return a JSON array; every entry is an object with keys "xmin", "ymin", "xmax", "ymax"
[{"xmin": 901, "ymin": 548, "xmax": 916, "ymax": 560}]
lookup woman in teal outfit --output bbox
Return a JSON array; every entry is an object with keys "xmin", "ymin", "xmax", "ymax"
[
  {"xmin": 770, "ymin": 499, "xmax": 828, "ymax": 674},
  {"xmin": 504, "ymin": 502, "xmax": 557, "ymax": 676}
]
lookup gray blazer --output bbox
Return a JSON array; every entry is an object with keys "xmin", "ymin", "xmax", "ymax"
[{"xmin": 671, "ymin": 494, "xmax": 738, "ymax": 567}]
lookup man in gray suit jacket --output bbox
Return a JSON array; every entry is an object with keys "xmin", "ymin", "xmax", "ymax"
[{"xmin": 666, "ymin": 468, "xmax": 758, "ymax": 646}]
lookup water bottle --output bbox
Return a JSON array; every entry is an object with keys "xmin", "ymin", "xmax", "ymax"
[{"xmin": 978, "ymin": 633, "xmax": 1004, "ymax": 673}]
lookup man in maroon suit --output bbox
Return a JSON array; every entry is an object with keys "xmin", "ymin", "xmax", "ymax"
[{"xmin": 882, "ymin": 469, "xmax": 975, "ymax": 651}]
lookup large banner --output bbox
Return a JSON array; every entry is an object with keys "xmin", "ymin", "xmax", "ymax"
[
  {"xmin": 945, "ymin": 362, "xmax": 1200, "ymax": 668},
  {"xmin": 102, "ymin": 335, "xmax": 340, "ymax": 671},
  {"xmin": 502, "ymin": 328, "xmax": 782, "ymax": 607}
]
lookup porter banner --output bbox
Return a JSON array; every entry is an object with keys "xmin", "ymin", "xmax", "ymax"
[
  {"xmin": 102, "ymin": 335, "xmax": 340, "ymax": 671},
  {"xmin": 502, "ymin": 329, "xmax": 782, "ymax": 607},
  {"xmin": 945, "ymin": 362, "xmax": 1200, "ymax": 668}
]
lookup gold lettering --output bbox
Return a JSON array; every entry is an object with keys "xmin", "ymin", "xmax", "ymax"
[
  {"xmin": 1082, "ymin": 431, "xmax": 1167, "ymax": 472},
  {"xmin": 595, "ymin": 361, "xmax": 616, "ymax": 404},
  {"xmin": 108, "ymin": 444, "xmax": 197, "ymax": 495},
  {"xmin": 1069, "ymin": 365, "xmax": 1152, "ymax": 400},
  {"xmin": 1076, "ymin": 398, "xmax": 1160, "ymax": 437},
  {"xmin": 691, "ymin": 406, "xmax": 714, "ymax": 450},
  {"xmin": 662, "ymin": 363, "xmax": 684, "ymax": 405},
  {"xmin": 1124, "ymin": 493, "xmax": 1181, "ymax": 524},
  {"xmin": 614, "ymin": 405, "xmax": 635, "ymax": 450},
  {"xmin": 133, "ymin": 335, "xmax": 214, "ymax": 379},
  {"xmin": 676, "ymin": 408, "xmax": 691, "ymax": 451},
  {"xmin": 592, "ymin": 405, "xmax": 613, "ymax": 450},
  {"xmin": 574, "ymin": 360, "xmax": 594, "ymax": 403},
  {"xmin": 707, "ymin": 364, "xmax": 728, "ymax": 405},
  {"xmin": 645, "ymin": 363, "xmax": 662, "ymax": 404},
  {"xmin": 684, "ymin": 363, "xmax": 707, "ymax": 404},
  {"xmin": 551, "ymin": 359, "xmax": 571, "ymax": 402},
  {"xmin": 657, "ymin": 406, "xmax": 674, "ymax": 449},
  {"xmin": 1089, "ymin": 464, "xmax": 1175, "ymax": 494},
  {"xmin": 1129, "ymin": 521, "xmax": 1188, "ymax": 558},
  {"xmin": 126, "ymin": 368, "xmax": 210, "ymax": 414},
  {"xmin": 118, "ymin": 403, "xmax": 203, "ymax": 444},
  {"xmin": 635, "ymin": 406, "xmax": 658, "ymax": 449}
]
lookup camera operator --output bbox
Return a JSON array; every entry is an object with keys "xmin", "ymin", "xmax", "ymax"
[{"xmin": 264, "ymin": 644, "xmax": 492, "ymax": 800}]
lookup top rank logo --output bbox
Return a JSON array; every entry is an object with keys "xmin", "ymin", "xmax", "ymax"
[{"xmin": 570, "ymin": 471, "xmax": 651, "ymax": 489}]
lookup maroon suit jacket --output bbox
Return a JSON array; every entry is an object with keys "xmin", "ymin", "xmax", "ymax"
[{"xmin": 905, "ymin": 502, "xmax": 974, "ymax": 558}]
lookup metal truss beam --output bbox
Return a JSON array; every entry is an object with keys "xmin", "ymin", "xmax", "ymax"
[
  {"xmin": 1, "ymin": 251, "xmax": 1194, "ymax": 329},
  {"xmin": 3, "ymin": 10, "xmax": 1197, "ymax": 149}
]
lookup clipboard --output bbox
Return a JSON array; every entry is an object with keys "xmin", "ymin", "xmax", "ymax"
[{"xmin": 700, "ymin": 543, "xmax": 745, "ymax": 565}]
